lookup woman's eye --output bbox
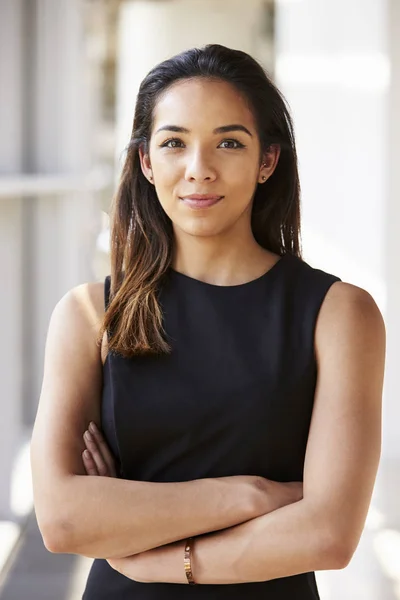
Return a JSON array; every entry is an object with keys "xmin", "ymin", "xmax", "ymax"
[
  {"xmin": 160, "ymin": 138, "xmax": 183, "ymax": 149},
  {"xmin": 219, "ymin": 139, "xmax": 245, "ymax": 149}
]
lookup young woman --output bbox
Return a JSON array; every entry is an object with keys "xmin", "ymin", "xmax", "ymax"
[{"xmin": 30, "ymin": 44, "xmax": 386, "ymax": 599}]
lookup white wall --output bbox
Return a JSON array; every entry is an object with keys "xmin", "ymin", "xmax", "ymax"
[
  {"xmin": 275, "ymin": 0, "xmax": 397, "ymax": 459},
  {"xmin": 385, "ymin": 0, "xmax": 400, "ymax": 462}
]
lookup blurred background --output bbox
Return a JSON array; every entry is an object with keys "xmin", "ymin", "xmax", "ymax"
[{"xmin": 0, "ymin": 0, "xmax": 399, "ymax": 598}]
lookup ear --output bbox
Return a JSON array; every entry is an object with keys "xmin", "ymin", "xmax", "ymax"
[
  {"xmin": 138, "ymin": 145, "xmax": 154, "ymax": 184},
  {"xmin": 259, "ymin": 144, "xmax": 281, "ymax": 183}
]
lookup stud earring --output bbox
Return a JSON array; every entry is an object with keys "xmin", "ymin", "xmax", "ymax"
[{"xmin": 260, "ymin": 162, "xmax": 268, "ymax": 182}]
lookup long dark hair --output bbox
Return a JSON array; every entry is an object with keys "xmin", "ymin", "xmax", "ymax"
[{"xmin": 97, "ymin": 43, "xmax": 302, "ymax": 358}]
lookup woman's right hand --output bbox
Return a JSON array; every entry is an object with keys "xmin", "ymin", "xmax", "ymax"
[{"xmin": 82, "ymin": 421, "xmax": 118, "ymax": 478}]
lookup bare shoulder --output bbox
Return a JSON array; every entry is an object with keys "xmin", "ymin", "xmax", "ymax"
[
  {"xmin": 57, "ymin": 280, "xmax": 105, "ymax": 326},
  {"xmin": 51, "ymin": 280, "xmax": 107, "ymax": 356},
  {"xmin": 315, "ymin": 280, "xmax": 386, "ymax": 365},
  {"xmin": 316, "ymin": 280, "xmax": 385, "ymax": 323}
]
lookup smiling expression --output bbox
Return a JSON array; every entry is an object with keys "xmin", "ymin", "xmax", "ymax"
[{"xmin": 140, "ymin": 77, "xmax": 275, "ymax": 238}]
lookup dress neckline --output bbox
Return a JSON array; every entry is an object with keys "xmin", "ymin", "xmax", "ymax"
[{"xmin": 168, "ymin": 252, "xmax": 293, "ymax": 290}]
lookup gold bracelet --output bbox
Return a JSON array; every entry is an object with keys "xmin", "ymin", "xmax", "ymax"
[{"xmin": 183, "ymin": 537, "xmax": 196, "ymax": 585}]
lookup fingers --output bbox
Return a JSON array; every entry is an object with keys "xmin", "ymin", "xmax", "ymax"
[
  {"xmin": 88, "ymin": 422, "xmax": 117, "ymax": 477},
  {"xmin": 83, "ymin": 430, "xmax": 111, "ymax": 476},
  {"xmin": 82, "ymin": 449, "xmax": 99, "ymax": 476},
  {"xmin": 82, "ymin": 425, "xmax": 117, "ymax": 477}
]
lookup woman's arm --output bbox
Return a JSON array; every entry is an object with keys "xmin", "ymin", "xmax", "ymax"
[
  {"xmin": 30, "ymin": 283, "xmax": 292, "ymax": 559},
  {"xmin": 107, "ymin": 500, "xmax": 331, "ymax": 584},
  {"xmin": 107, "ymin": 282, "xmax": 386, "ymax": 583}
]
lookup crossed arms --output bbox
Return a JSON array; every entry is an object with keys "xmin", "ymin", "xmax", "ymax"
[{"xmin": 30, "ymin": 280, "xmax": 385, "ymax": 584}]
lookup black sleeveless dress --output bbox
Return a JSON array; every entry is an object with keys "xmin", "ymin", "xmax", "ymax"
[{"xmin": 82, "ymin": 252, "xmax": 342, "ymax": 599}]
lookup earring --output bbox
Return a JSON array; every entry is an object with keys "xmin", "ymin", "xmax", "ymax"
[{"xmin": 260, "ymin": 162, "xmax": 268, "ymax": 182}]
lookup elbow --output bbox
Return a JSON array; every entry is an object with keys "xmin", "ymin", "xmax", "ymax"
[
  {"xmin": 40, "ymin": 516, "xmax": 105, "ymax": 559},
  {"xmin": 43, "ymin": 536, "xmax": 66, "ymax": 555},
  {"xmin": 33, "ymin": 477, "xmax": 82, "ymax": 554},
  {"xmin": 335, "ymin": 534, "xmax": 359, "ymax": 569},
  {"xmin": 39, "ymin": 518, "xmax": 74, "ymax": 554},
  {"xmin": 320, "ymin": 532, "xmax": 357, "ymax": 570},
  {"xmin": 328, "ymin": 540, "xmax": 354, "ymax": 570},
  {"xmin": 307, "ymin": 504, "xmax": 359, "ymax": 570}
]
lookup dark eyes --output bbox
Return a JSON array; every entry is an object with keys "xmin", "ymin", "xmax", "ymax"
[{"xmin": 159, "ymin": 138, "xmax": 246, "ymax": 150}]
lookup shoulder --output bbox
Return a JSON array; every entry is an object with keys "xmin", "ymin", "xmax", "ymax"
[
  {"xmin": 54, "ymin": 280, "xmax": 106, "ymax": 327},
  {"xmin": 48, "ymin": 280, "xmax": 108, "ymax": 362},
  {"xmin": 317, "ymin": 279, "xmax": 384, "ymax": 326},
  {"xmin": 315, "ymin": 280, "xmax": 386, "ymax": 366}
]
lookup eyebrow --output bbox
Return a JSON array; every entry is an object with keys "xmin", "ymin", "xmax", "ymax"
[{"xmin": 155, "ymin": 124, "xmax": 253, "ymax": 137}]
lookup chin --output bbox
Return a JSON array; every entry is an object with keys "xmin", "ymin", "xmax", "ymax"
[{"xmin": 177, "ymin": 219, "xmax": 229, "ymax": 238}]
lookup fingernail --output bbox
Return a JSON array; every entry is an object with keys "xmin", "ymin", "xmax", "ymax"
[
  {"xmin": 84, "ymin": 431, "xmax": 92, "ymax": 441},
  {"xmin": 83, "ymin": 450, "xmax": 90, "ymax": 459},
  {"xmin": 89, "ymin": 422, "xmax": 96, "ymax": 433}
]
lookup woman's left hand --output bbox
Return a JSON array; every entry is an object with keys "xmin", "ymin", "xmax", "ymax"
[{"xmin": 82, "ymin": 421, "xmax": 118, "ymax": 478}]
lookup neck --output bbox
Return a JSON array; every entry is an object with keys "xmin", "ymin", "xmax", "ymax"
[{"xmin": 171, "ymin": 230, "xmax": 277, "ymax": 287}]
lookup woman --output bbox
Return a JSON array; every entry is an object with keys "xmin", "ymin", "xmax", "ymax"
[{"xmin": 30, "ymin": 44, "xmax": 386, "ymax": 599}]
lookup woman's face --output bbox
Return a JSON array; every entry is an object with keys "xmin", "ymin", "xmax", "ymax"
[{"xmin": 140, "ymin": 78, "xmax": 276, "ymax": 238}]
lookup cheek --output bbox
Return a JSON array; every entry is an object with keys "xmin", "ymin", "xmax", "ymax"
[
  {"xmin": 153, "ymin": 153, "xmax": 180, "ymax": 177},
  {"xmin": 153, "ymin": 187, "xmax": 181, "ymax": 224},
  {"xmin": 154, "ymin": 165, "xmax": 180, "ymax": 197},
  {"xmin": 231, "ymin": 162, "xmax": 258, "ymax": 186}
]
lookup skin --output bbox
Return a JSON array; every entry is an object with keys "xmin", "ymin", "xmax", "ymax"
[{"xmin": 31, "ymin": 77, "xmax": 386, "ymax": 584}]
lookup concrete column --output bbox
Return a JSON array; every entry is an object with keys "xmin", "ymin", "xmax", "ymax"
[
  {"xmin": 0, "ymin": 0, "xmax": 103, "ymax": 520},
  {"xmin": 30, "ymin": 0, "xmax": 101, "ymax": 412},
  {"xmin": 0, "ymin": 0, "xmax": 24, "ymax": 521}
]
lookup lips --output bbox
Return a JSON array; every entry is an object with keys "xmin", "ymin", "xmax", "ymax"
[
  {"xmin": 182, "ymin": 194, "xmax": 223, "ymax": 201},
  {"xmin": 179, "ymin": 194, "xmax": 224, "ymax": 209}
]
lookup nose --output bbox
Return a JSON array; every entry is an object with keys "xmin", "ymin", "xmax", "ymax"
[{"xmin": 184, "ymin": 152, "xmax": 217, "ymax": 183}]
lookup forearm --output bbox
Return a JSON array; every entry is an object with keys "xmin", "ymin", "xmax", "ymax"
[
  {"xmin": 47, "ymin": 474, "xmax": 263, "ymax": 559},
  {"xmin": 192, "ymin": 499, "xmax": 342, "ymax": 583},
  {"xmin": 110, "ymin": 499, "xmax": 343, "ymax": 584}
]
